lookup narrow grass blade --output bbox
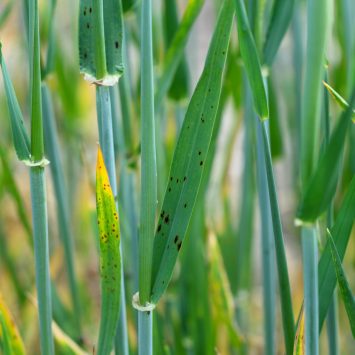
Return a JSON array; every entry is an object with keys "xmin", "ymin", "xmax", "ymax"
[
  {"xmin": 155, "ymin": 0, "xmax": 204, "ymax": 111},
  {"xmin": 96, "ymin": 147, "xmax": 121, "ymax": 355},
  {"xmin": 208, "ymin": 233, "xmax": 243, "ymax": 348},
  {"xmin": 79, "ymin": 0, "xmax": 124, "ymax": 83},
  {"xmin": 53, "ymin": 321, "xmax": 88, "ymax": 355},
  {"xmin": 234, "ymin": 0, "xmax": 268, "ymax": 119},
  {"xmin": 323, "ymin": 81, "xmax": 355, "ymax": 121},
  {"xmin": 293, "ymin": 307, "xmax": 305, "ymax": 355},
  {"xmin": 42, "ymin": 83, "xmax": 81, "ymax": 336},
  {"xmin": 29, "ymin": 0, "xmax": 44, "ymax": 162},
  {"xmin": 268, "ymin": 75, "xmax": 283, "ymax": 159},
  {"xmin": 150, "ymin": 0, "xmax": 234, "ymax": 304},
  {"xmin": 0, "ymin": 45, "xmax": 31, "ymax": 162},
  {"xmin": 328, "ymin": 230, "xmax": 355, "ymax": 337},
  {"xmin": 0, "ymin": 294, "xmax": 25, "ymax": 354},
  {"xmin": 163, "ymin": 0, "xmax": 190, "ymax": 101},
  {"xmin": 255, "ymin": 116, "xmax": 276, "ymax": 354},
  {"xmin": 318, "ymin": 175, "xmax": 355, "ymax": 329},
  {"xmin": 297, "ymin": 92, "xmax": 355, "ymax": 223},
  {"xmin": 260, "ymin": 121, "xmax": 295, "ymax": 354},
  {"xmin": 263, "ymin": 0, "xmax": 295, "ymax": 66},
  {"xmin": 44, "ymin": 0, "xmax": 57, "ymax": 77}
]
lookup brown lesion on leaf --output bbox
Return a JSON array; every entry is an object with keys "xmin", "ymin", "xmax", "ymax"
[
  {"xmin": 177, "ymin": 241, "xmax": 182, "ymax": 251},
  {"xmin": 164, "ymin": 215, "xmax": 170, "ymax": 224}
]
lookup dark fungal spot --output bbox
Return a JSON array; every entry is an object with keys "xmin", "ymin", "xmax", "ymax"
[
  {"xmin": 200, "ymin": 161, "xmax": 203, "ymax": 166},
  {"xmin": 168, "ymin": 187, "xmax": 171, "ymax": 192},
  {"xmin": 157, "ymin": 224, "xmax": 161, "ymax": 232},
  {"xmin": 174, "ymin": 235, "xmax": 179, "ymax": 244},
  {"xmin": 160, "ymin": 211, "xmax": 165, "ymax": 218},
  {"xmin": 164, "ymin": 215, "xmax": 170, "ymax": 224},
  {"xmin": 170, "ymin": 177, "xmax": 173, "ymax": 181},
  {"xmin": 222, "ymin": 51, "xmax": 226, "ymax": 55},
  {"xmin": 184, "ymin": 203, "xmax": 187, "ymax": 208},
  {"xmin": 176, "ymin": 178, "xmax": 179, "ymax": 183},
  {"xmin": 211, "ymin": 105, "xmax": 214, "ymax": 109},
  {"xmin": 89, "ymin": 7, "xmax": 92, "ymax": 13},
  {"xmin": 87, "ymin": 23, "xmax": 90, "ymax": 29},
  {"xmin": 84, "ymin": 53, "xmax": 88, "ymax": 59},
  {"xmin": 177, "ymin": 241, "xmax": 182, "ymax": 251},
  {"xmin": 147, "ymin": 311, "xmax": 150, "ymax": 315},
  {"xmin": 84, "ymin": 10, "xmax": 87, "ymax": 16},
  {"xmin": 198, "ymin": 151, "xmax": 201, "ymax": 155},
  {"xmin": 115, "ymin": 41, "xmax": 119, "ymax": 49},
  {"xmin": 183, "ymin": 176, "xmax": 187, "ymax": 182}
]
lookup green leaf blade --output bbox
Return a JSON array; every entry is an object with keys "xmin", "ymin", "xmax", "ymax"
[
  {"xmin": 328, "ymin": 231, "xmax": 355, "ymax": 337},
  {"xmin": 234, "ymin": 0, "xmax": 269, "ymax": 119},
  {"xmin": 151, "ymin": 0, "xmax": 235, "ymax": 304},
  {"xmin": 0, "ymin": 45, "xmax": 31, "ymax": 162},
  {"xmin": 297, "ymin": 93, "xmax": 355, "ymax": 223},
  {"xmin": 318, "ymin": 175, "xmax": 355, "ymax": 329}
]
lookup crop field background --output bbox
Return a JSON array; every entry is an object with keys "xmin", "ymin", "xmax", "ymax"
[{"xmin": 0, "ymin": 0, "xmax": 354, "ymax": 354}]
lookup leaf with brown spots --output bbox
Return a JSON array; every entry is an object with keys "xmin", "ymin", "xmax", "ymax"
[{"xmin": 96, "ymin": 147, "xmax": 121, "ymax": 355}]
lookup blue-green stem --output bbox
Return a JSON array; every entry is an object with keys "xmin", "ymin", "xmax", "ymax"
[
  {"xmin": 301, "ymin": 226, "xmax": 319, "ymax": 355},
  {"xmin": 96, "ymin": 85, "xmax": 129, "ymax": 355},
  {"xmin": 30, "ymin": 167, "xmax": 54, "ymax": 355},
  {"xmin": 138, "ymin": 311, "xmax": 153, "ymax": 355},
  {"xmin": 256, "ymin": 119, "xmax": 276, "ymax": 355},
  {"xmin": 139, "ymin": 0, "xmax": 156, "ymax": 305},
  {"xmin": 42, "ymin": 84, "xmax": 81, "ymax": 337},
  {"xmin": 138, "ymin": 0, "xmax": 156, "ymax": 351}
]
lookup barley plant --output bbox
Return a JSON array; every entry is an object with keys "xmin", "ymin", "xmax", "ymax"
[{"xmin": 0, "ymin": 0, "xmax": 354, "ymax": 354}]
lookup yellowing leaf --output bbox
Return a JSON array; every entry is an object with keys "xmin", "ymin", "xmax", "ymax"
[
  {"xmin": 0, "ymin": 293, "xmax": 25, "ymax": 355},
  {"xmin": 96, "ymin": 146, "xmax": 121, "ymax": 355},
  {"xmin": 293, "ymin": 307, "xmax": 305, "ymax": 355}
]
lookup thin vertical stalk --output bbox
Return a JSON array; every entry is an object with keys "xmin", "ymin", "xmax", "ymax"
[
  {"xmin": 138, "ymin": 0, "xmax": 156, "ymax": 351},
  {"xmin": 256, "ymin": 119, "xmax": 276, "ymax": 355},
  {"xmin": 96, "ymin": 85, "xmax": 129, "ymax": 355},
  {"xmin": 139, "ymin": 0, "xmax": 156, "ymax": 305},
  {"xmin": 138, "ymin": 311, "xmax": 153, "ymax": 355},
  {"xmin": 301, "ymin": 227, "xmax": 319, "ymax": 355},
  {"xmin": 29, "ymin": 0, "xmax": 54, "ymax": 353}
]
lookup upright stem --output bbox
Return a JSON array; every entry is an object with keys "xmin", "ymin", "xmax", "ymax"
[
  {"xmin": 138, "ymin": 311, "xmax": 153, "ymax": 355},
  {"xmin": 138, "ymin": 0, "xmax": 156, "ymax": 352},
  {"xmin": 30, "ymin": 168, "xmax": 54, "ymax": 355},
  {"xmin": 139, "ymin": 0, "xmax": 156, "ymax": 305},
  {"xmin": 301, "ymin": 226, "xmax": 319, "ymax": 355},
  {"xmin": 29, "ymin": 1, "xmax": 54, "ymax": 353},
  {"xmin": 96, "ymin": 85, "xmax": 129, "ymax": 355}
]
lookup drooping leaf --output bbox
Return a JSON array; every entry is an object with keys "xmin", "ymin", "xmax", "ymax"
[
  {"xmin": 0, "ymin": 44, "xmax": 31, "ymax": 162},
  {"xmin": 323, "ymin": 81, "xmax": 355, "ymax": 122},
  {"xmin": 150, "ymin": 0, "xmax": 234, "ymax": 304},
  {"xmin": 96, "ymin": 147, "xmax": 121, "ymax": 355},
  {"xmin": 297, "ymin": 93, "xmax": 355, "ymax": 223},
  {"xmin": 318, "ymin": 175, "xmax": 355, "ymax": 329},
  {"xmin": 328, "ymin": 230, "xmax": 355, "ymax": 337}
]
